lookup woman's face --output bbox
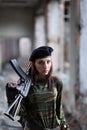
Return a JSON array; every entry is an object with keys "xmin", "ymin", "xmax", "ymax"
[{"xmin": 35, "ymin": 57, "xmax": 52, "ymax": 77}]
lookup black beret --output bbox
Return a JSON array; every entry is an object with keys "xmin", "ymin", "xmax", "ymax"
[{"xmin": 29, "ymin": 46, "xmax": 53, "ymax": 61}]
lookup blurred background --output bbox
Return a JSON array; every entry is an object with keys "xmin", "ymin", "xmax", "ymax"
[{"xmin": 0, "ymin": 0, "xmax": 87, "ymax": 130}]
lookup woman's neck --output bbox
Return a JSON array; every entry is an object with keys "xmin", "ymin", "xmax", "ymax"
[{"xmin": 38, "ymin": 75, "xmax": 46, "ymax": 80}]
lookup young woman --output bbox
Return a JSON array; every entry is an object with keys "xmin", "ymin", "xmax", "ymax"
[{"xmin": 20, "ymin": 46, "xmax": 70, "ymax": 130}]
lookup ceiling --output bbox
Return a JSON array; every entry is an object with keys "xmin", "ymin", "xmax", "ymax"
[{"xmin": 0, "ymin": 0, "xmax": 40, "ymax": 7}]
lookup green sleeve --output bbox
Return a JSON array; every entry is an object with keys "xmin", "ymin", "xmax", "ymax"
[
  {"xmin": 19, "ymin": 98, "xmax": 28, "ymax": 119},
  {"xmin": 56, "ymin": 82, "xmax": 70, "ymax": 130},
  {"xmin": 17, "ymin": 98, "xmax": 28, "ymax": 127}
]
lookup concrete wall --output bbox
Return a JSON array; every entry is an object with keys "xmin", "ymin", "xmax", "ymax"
[
  {"xmin": 0, "ymin": 7, "xmax": 34, "ymax": 40},
  {"xmin": 0, "ymin": 7, "xmax": 35, "ymax": 71}
]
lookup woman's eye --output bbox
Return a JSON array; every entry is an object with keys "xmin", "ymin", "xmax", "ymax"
[
  {"xmin": 38, "ymin": 61, "xmax": 44, "ymax": 65},
  {"xmin": 47, "ymin": 60, "xmax": 51, "ymax": 64}
]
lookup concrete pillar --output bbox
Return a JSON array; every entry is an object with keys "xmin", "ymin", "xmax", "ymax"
[
  {"xmin": 0, "ymin": 41, "xmax": 2, "ymax": 73},
  {"xmin": 19, "ymin": 37, "xmax": 32, "ymax": 58},
  {"xmin": 47, "ymin": 0, "xmax": 64, "ymax": 72},
  {"xmin": 34, "ymin": 15, "xmax": 46, "ymax": 48},
  {"xmin": 68, "ymin": 0, "xmax": 78, "ymax": 113},
  {"xmin": 80, "ymin": 0, "xmax": 87, "ymax": 95}
]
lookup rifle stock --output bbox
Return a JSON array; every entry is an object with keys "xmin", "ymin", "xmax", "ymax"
[{"xmin": 4, "ymin": 59, "xmax": 32, "ymax": 121}]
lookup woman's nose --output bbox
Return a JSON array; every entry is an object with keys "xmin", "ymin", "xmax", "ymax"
[{"xmin": 43, "ymin": 63, "xmax": 48, "ymax": 68}]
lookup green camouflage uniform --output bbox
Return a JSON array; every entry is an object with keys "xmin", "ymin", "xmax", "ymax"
[{"xmin": 20, "ymin": 77, "xmax": 70, "ymax": 130}]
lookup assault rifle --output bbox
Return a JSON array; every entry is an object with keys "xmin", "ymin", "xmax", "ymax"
[{"xmin": 4, "ymin": 59, "xmax": 32, "ymax": 121}]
